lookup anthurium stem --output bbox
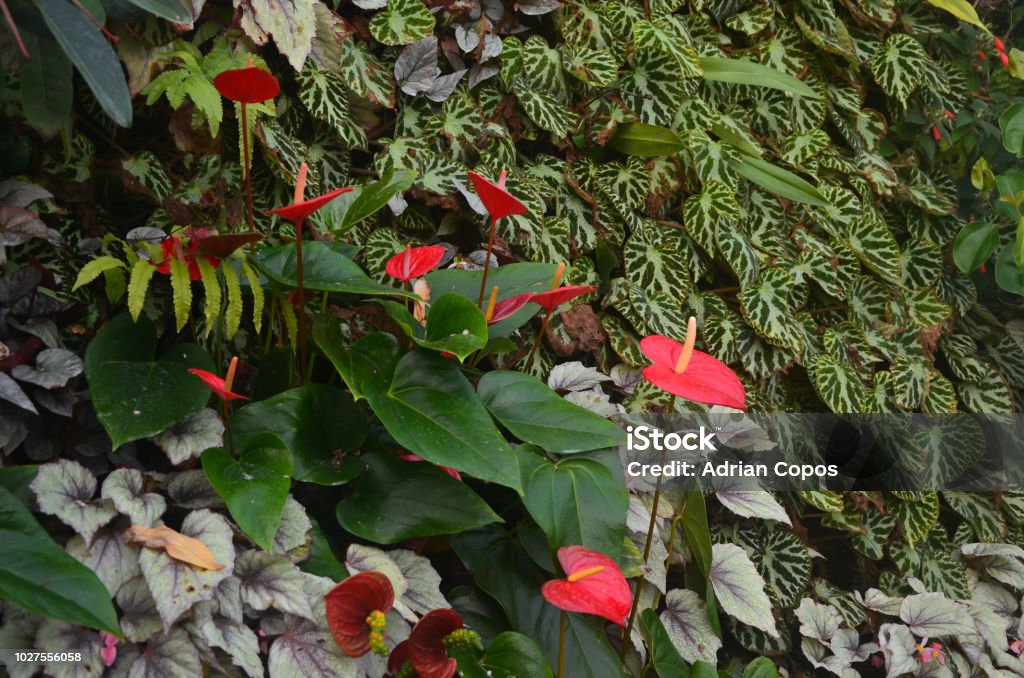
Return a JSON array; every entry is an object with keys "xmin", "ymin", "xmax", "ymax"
[
  {"xmin": 621, "ymin": 393, "xmax": 676, "ymax": 656},
  {"xmin": 0, "ymin": 0, "xmax": 29, "ymax": 60},
  {"xmin": 557, "ymin": 611, "xmax": 566, "ymax": 678},
  {"xmin": 524, "ymin": 309, "xmax": 552, "ymax": 367},
  {"xmin": 477, "ymin": 217, "xmax": 497, "ymax": 307},
  {"xmin": 295, "ymin": 217, "xmax": 307, "ymax": 385}
]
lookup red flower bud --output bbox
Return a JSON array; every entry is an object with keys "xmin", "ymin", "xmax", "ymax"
[
  {"xmin": 931, "ymin": 125, "xmax": 941, "ymax": 141},
  {"xmin": 1001, "ymin": 52, "xmax": 1010, "ymax": 68},
  {"xmin": 979, "ymin": 50, "xmax": 988, "ymax": 61},
  {"xmin": 994, "ymin": 37, "xmax": 1006, "ymax": 52}
]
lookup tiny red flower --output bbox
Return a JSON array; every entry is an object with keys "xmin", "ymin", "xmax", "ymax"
[
  {"xmin": 385, "ymin": 244, "xmax": 447, "ymax": 282},
  {"xmin": 408, "ymin": 609, "xmax": 463, "ymax": 678},
  {"xmin": 188, "ymin": 356, "xmax": 249, "ymax": 402},
  {"xmin": 1001, "ymin": 52, "xmax": 1010, "ymax": 68},
  {"xmin": 640, "ymin": 318, "xmax": 747, "ymax": 410},
  {"xmin": 325, "ymin": 571, "xmax": 396, "ymax": 658},
  {"xmin": 400, "ymin": 453, "xmax": 462, "ymax": 481},
  {"xmin": 213, "ymin": 62, "xmax": 280, "ymax": 104},
  {"xmin": 916, "ymin": 638, "xmax": 945, "ymax": 666},
  {"xmin": 541, "ymin": 546, "xmax": 631, "ymax": 626},
  {"xmin": 530, "ymin": 285, "xmax": 595, "ymax": 312},
  {"xmin": 994, "ymin": 37, "xmax": 1006, "ymax": 52},
  {"xmin": 943, "ymin": 110, "xmax": 955, "ymax": 120},
  {"xmin": 468, "ymin": 170, "xmax": 527, "ymax": 223},
  {"xmin": 931, "ymin": 125, "xmax": 941, "ymax": 141},
  {"xmin": 979, "ymin": 50, "xmax": 988, "ymax": 61}
]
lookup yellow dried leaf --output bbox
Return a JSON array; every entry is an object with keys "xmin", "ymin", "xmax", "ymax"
[{"xmin": 123, "ymin": 524, "xmax": 225, "ymax": 571}]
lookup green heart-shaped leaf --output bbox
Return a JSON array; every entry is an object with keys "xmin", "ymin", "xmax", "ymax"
[
  {"xmin": 84, "ymin": 314, "xmax": 214, "ymax": 449},
  {"xmin": 255, "ymin": 242, "xmax": 416, "ymax": 298},
  {"xmin": 202, "ymin": 433, "xmax": 293, "ymax": 551},
  {"xmin": 417, "ymin": 294, "xmax": 488, "ymax": 361}
]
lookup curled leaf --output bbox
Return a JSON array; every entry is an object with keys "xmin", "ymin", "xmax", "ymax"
[{"xmin": 124, "ymin": 524, "xmax": 225, "ymax": 571}]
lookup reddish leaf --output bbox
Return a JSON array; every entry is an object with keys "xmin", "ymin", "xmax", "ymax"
[
  {"xmin": 530, "ymin": 285, "xmax": 595, "ymax": 312},
  {"xmin": 640, "ymin": 335, "xmax": 746, "ymax": 409},
  {"xmin": 408, "ymin": 609, "xmax": 462, "ymax": 678},
  {"xmin": 187, "ymin": 368, "xmax": 250, "ymax": 402},
  {"xmin": 213, "ymin": 66, "xmax": 280, "ymax": 104},
  {"xmin": 325, "ymin": 571, "xmax": 396, "ymax": 658},
  {"xmin": 194, "ymin": 233, "xmax": 264, "ymax": 258},
  {"xmin": 386, "ymin": 639, "xmax": 413, "ymax": 677},
  {"xmin": 541, "ymin": 546, "xmax": 631, "ymax": 626},
  {"xmin": 385, "ymin": 245, "xmax": 447, "ymax": 282},
  {"xmin": 266, "ymin": 186, "xmax": 354, "ymax": 223},
  {"xmin": 488, "ymin": 292, "xmax": 534, "ymax": 324},
  {"xmin": 468, "ymin": 171, "xmax": 528, "ymax": 222}
]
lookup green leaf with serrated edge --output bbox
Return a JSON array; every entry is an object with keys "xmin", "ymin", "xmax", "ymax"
[
  {"xmin": 918, "ymin": 416, "xmax": 985, "ymax": 487},
  {"xmin": 683, "ymin": 181, "xmax": 740, "ymax": 253},
  {"xmin": 153, "ymin": 408, "xmax": 224, "ymax": 465},
  {"xmin": 641, "ymin": 607, "xmax": 693, "ymax": 677},
  {"xmin": 30, "ymin": 459, "xmax": 114, "ymax": 546},
  {"xmin": 700, "ymin": 56, "xmax": 818, "ymax": 98},
  {"xmin": 753, "ymin": 528, "xmax": 810, "ymax": 607},
  {"xmin": 416, "ymin": 293, "xmax": 487, "ymax": 361},
  {"xmin": 813, "ymin": 354, "xmax": 865, "ymax": 412},
  {"xmin": 33, "ymin": 0, "xmax": 131, "ymax": 126},
  {"xmin": 518, "ymin": 446, "xmax": 627, "ymax": 560},
  {"xmin": 336, "ymin": 453, "xmax": 501, "ymax": 544},
  {"xmin": 337, "ymin": 33, "xmax": 395, "ymax": 107},
  {"xmin": 739, "ymin": 268, "xmax": 802, "ymax": 350},
  {"xmin": 195, "ymin": 258, "xmax": 220, "ymax": 338},
  {"xmin": 128, "ymin": 257, "xmax": 157, "ymax": 321},
  {"xmin": 73, "ymin": 256, "xmax": 125, "ymax": 291},
  {"xmin": 633, "ymin": 18, "xmax": 702, "ymax": 78},
  {"xmin": 892, "ymin": 492, "xmax": 939, "ymax": 545},
  {"xmin": 904, "ymin": 288, "xmax": 951, "ymax": 328},
  {"xmin": 222, "ymin": 261, "xmax": 243, "ymax": 340},
  {"xmin": 256, "ymin": 242, "xmax": 416, "ymax": 298},
  {"xmin": 870, "ymin": 34, "xmax": 929, "ymax": 103},
  {"xmin": 84, "ymin": 314, "xmax": 214, "ymax": 448},
  {"xmin": 240, "ymin": 260, "xmax": 264, "ymax": 334},
  {"xmin": 369, "ymin": 0, "xmax": 435, "ymax": 45},
  {"xmin": 233, "ymin": 385, "xmax": 366, "ymax": 486},
  {"xmin": 656, "ymin": 589, "xmax": 720, "ymax": 665},
  {"xmin": 851, "ymin": 510, "xmax": 896, "ymax": 560},
  {"xmin": 710, "ymin": 543, "xmax": 777, "ymax": 637},
  {"xmin": 513, "ymin": 81, "xmax": 578, "ymax": 136},
  {"xmin": 0, "ymin": 486, "xmax": 120, "ymax": 635},
  {"xmin": 202, "ymin": 433, "xmax": 292, "ymax": 552},
  {"xmin": 102, "ymin": 468, "xmax": 166, "ymax": 528},
  {"xmin": 478, "ymin": 372, "xmax": 625, "ymax": 453},
  {"xmin": 563, "ymin": 46, "xmax": 617, "ymax": 87},
  {"xmin": 729, "ymin": 154, "xmax": 828, "ymax": 207},
  {"xmin": 844, "ymin": 218, "xmax": 902, "ymax": 283}
]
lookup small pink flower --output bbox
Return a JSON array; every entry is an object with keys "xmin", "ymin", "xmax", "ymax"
[
  {"xmin": 99, "ymin": 632, "xmax": 118, "ymax": 667},
  {"xmin": 917, "ymin": 638, "xmax": 945, "ymax": 666},
  {"xmin": 1010, "ymin": 638, "xmax": 1023, "ymax": 655}
]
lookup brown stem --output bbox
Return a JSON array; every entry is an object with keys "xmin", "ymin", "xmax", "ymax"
[
  {"xmin": 477, "ymin": 217, "xmax": 497, "ymax": 307},
  {"xmin": 524, "ymin": 310, "xmax": 552, "ymax": 367},
  {"xmin": 0, "ymin": 0, "xmax": 30, "ymax": 61},
  {"xmin": 296, "ymin": 217, "xmax": 307, "ymax": 385}
]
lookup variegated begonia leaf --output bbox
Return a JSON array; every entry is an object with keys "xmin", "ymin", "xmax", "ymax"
[
  {"xmin": 659, "ymin": 589, "xmax": 722, "ymax": 664},
  {"xmin": 369, "ymin": 0, "xmax": 435, "ymax": 46},
  {"xmin": 870, "ymin": 34, "xmax": 930, "ymax": 103},
  {"xmin": 153, "ymin": 408, "xmax": 225, "ymax": 466},
  {"xmin": 235, "ymin": 549, "xmax": 315, "ymax": 620},
  {"xmin": 709, "ymin": 543, "xmax": 778, "ymax": 637},
  {"xmin": 31, "ymin": 459, "xmax": 117, "ymax": 544},
  {"xmin": 101, "ymin": 468, "xmax": 166, "ymax": 527},
  {"xmin": 66, "ymin": 528, "xmax": 141, "ymax": 597}
]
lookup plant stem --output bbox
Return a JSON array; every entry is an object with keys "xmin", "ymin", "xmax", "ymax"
[
  {"xmin": 524, "ymin": 309, "xmax": 552, "ymax": 367},
  {"xmin": 0, "ymin": 0, "xmax": 30, "ymax": 61},
  {"xmin": 296, "ymin": 217, "xmax": 307, "ymax": 385},
  {"xmin": 557, "ymin": 611, "xmax": 566, "ymax": 678},
  {"xmin": 477, "ymin": 217, "xmax": 497, "ymax": 307},
  {"xmin": 621, "ymin": 394, "xmax": 676, "ymax": 655},
  {"xmin": 241, "ymin": 103, "xmax": 255, "ymax": 253}
]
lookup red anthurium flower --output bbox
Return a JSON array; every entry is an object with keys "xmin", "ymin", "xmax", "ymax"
[
  {"xmin": 408, "ymin": 609, "xmax": 464, "ymax": 678},
  {"xmin": 468, "ymin": 170, "xmax": 527, "ymax": 223},
  {"xmin": 400, "ymin": 453, "xmax": 462, "ymax": 481},
  {"xmin": 541, "ymin": 546, "xmax": 631, "ymax": 626},
  {"xmin": 531, "ymin": 285, "xmax": 595, "ymax": 313},
  {"xmin": 213, "ymin": 60, "xmax": 280, "ymax": 104},
  {"xmin": 153, "ymin": 232, "xmax": 220, "ymax": 281},
  {"xmin": 640, "ymin": 317, "xmax": 747, "ymax": 410},
  {"xmin": 267, "ymin": 163, "xmax": 353, "ymax": 224},
  {"xmin": 325, "ymin": 571, "xmax": 396, "ymax": 658},
  {"xmin": 484, "ymin": 288, "xmax": 533, "ymax": 324},
  {"xmin": 188, "ymin": 356, "xmax": 250, "ymax": 403},
  {"xmin": 385, "ymin": 244, "xmax": 447, "ymax": 283},
  {"xmin": 386, "ymin": 640, "xmax": 414, "ymax": 677}
]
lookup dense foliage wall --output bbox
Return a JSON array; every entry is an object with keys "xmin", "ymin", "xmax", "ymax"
[{"xmin": 3, "ymin": 0, "xmax": 1024, "ymax": 675}]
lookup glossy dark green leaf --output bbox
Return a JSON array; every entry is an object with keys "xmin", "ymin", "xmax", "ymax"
[
  {"xmin": 518, "ymin": 446, "xmax": 627, "ymax": 560},
  {"xmin": 640, "ymin": 609, "xmax": 690, "ymax": 678},
  {"xmin": 300, "ymin": 518, "xmax": 348, "ymax": 580},
  {"xmin": 32, "ymin": 0, "xmax": 132, "ymax": 127},
  {"xmin": 202, "ymin": 433, "xmax": 293, "ymax": 551},
  {"xmin": 700, "ymin": 56, "xmax": 818, "ymax": 97},
  {"xmin": 336, "ymin": 453, "xmax": 501, "ymax": 543},
  {"xmin": 418, "ymin": 293, "xmax": 488, "ymax": 361},
  {"xmin": 953, "ymin": 221, "xmax": 999, "ymax": 274},
  {"xmin": 0, "ymin": 465, "xmax": 37, "ymax": 504},
  {"xmin": 122, "ymin": 0, "xmax": 190, "ymax": 23},
  {"xmin": 449, "ymin": 528, "xmax": 624, "ymax": 678},
  {"xmin": 742, "ymin": 657, "xmax": 780, "ymax": 678},
  {"xmin": 329, "ymin": 169, "xmax": 417, "ymax": 232},
  {"xmin": 84, "ymin": 314, "xmax": 214, "ymax": 448},
  {"xmin": 478, "ymin": 371, "xmax": 626, "ymax": 453},
  {"xmin": 232, "ymin": 385, "xmax": 366, "ymax": 485},
  {"xmin": 315, "ymin": 327, "xmax": 520, "ymax": 490},
  {"xmin": 478, "ymin": 632, "xmax": 553, "ymax": 678},
  {"xmin": 607, "ymin": 123, "xmax": 686, "ymax": 157},
  {"xmin": 0, "ymin": 486, "xmax": 119, "ymax": 635},
  {"xmin": 691, "ymin": 661, "xmax": 719, "ymax": 678},
  {"xmin": 683, "ymin": 491, "xmax": 713, "ymax": 578},
  {"xmin": 1000, "ymin": 102, "xmax": 1024, "ymax": 158},
  {"xmin": 996, "ymin": 245, "xmax": 1024, "ymax": 294},
  {"xmin": 729, "ymin": 155, "xmax": 828, "ymax": 207},
  {"xmin": 425, "ymin": 263, "xmax": 555, "ymax": 337},
  {"xmin": 18, "ymin": 25, "xmax": 72, "ymax": 136},
  {"xmin": 255, "ymin": 242, "xmax": 416, "ymax": 298}
]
